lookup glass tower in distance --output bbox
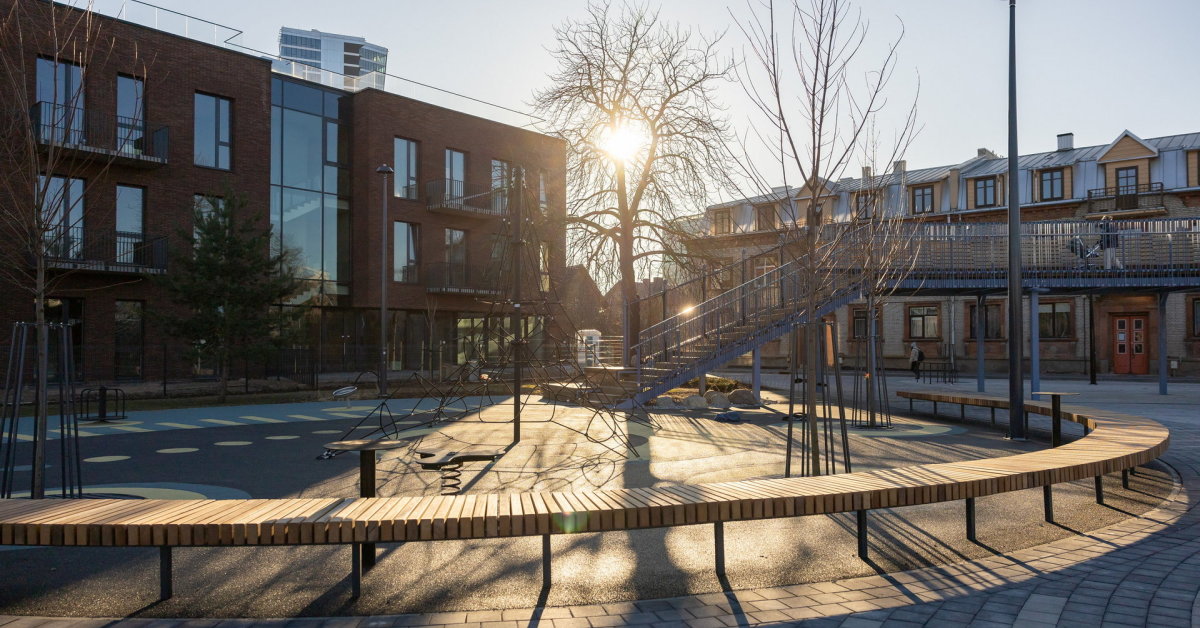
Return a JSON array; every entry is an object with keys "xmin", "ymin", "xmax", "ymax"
[{"xmin": 277, "ymin": 27, "xmax": 388, "ymax": 90}]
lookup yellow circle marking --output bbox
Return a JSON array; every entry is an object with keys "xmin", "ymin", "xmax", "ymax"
[
  {"xmin": 83, "ymin": 455, "xmax": 130, "ymax": 463},
  {"xmin": 213, "ymin": 441, "xmax": 252, "ymax": 446},
  {"xmin": 157, "ymin": 448, "xmax": 199, "ymax": 454}
]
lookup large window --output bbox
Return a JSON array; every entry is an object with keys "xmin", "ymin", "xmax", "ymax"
[
  {"xmin": 194, "ymin": 92, "xmax": 232, "ymax": 170},
  {"xmin": 36, "ymin": 57, "xmax": 84, "ymax": 143},
  {"xmin": 851, "ymin": 308, "xmax": 881, "ymax": 340},
  {"xmin": 114, "ymin": 300, "xmax": 144, "ymax": 380},
  {"xmin": 115, "ymin": 185, "xmax": 144, "ymax": 264},
  {"xmin": 491, "ymin": 159, "xmax": 510, "ymax": 213},
  {"xmin": 712, "ymin": 209, "xmax": 732, "ymax": 234},
  {"xmin": 394, "ymin": 138, "xmax": 418, "ymax": 199},
  {"xmin": 855, "ymin": 193, "xmax": 877, "ymax": 219},
  {"xmin": 445, "ymin": 228, "xmax": 467, "ymax": 285},
  {"xmin": 116, "ymin": 75, "xmax": 145, "ymax": 154},
  {"xmin": 1038, "ymin": 302, "xmax": 1072, "ymax": 339},
  {"xmin": 974, "ymin": 178, "xmax": 996, "ymax": 208},
  {"xmin": 393, "ymin": 221, "xmax": 418, "ymax": 282},
  {"xmin": 911, "ymin": 185, "xmax": 934, "ymax": 214},
  {"xmin": 445, "ymin": 149, "xmax": 466, "ymax": 195},
  {"xmin": 40, "ymin": 175, "xmax": 84, "ymax": 259},
  {"xmin": 908, "ymin": 305, "xmax": 939, "ymax": 339},
  {"xmin": 1115, "ymin": 166, "xmax": 1138, "ymax": 193},
  {"xmin": 968, "ymin": 302, "xmax": 1003, "ymax": 340},
  {"xmin": 1039, "ymin": 169, "xmax": 1064, "ymax": 201}
]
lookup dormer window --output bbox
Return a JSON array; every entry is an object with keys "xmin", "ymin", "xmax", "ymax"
[
  {"xmin": 974, "ymin": 178, "xmax": 996, "ymax": 208},
  {"xmin": 911, "ymin": 185, "xmax": 934, "ymax": 214},
  {"xmin": 712, "ymin": 209, "xmax": 731, "ymax": 234},
  {"xmin": 1039, "ymin": 169, "xmax": 1064, "ymax": 201},
  {"xmin": 855, "ymin": 192, "xmax": 877, "ymax": 219},
  {"xmin": 755, "ymin": 204, "xmax": 776, "ymax": 231}
]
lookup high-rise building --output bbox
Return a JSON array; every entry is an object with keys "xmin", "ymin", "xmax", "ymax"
[{"xmin": 278, "ymin": 27, "xmax": 388, "ymax": 89}]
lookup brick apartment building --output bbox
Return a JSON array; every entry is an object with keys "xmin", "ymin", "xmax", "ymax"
[
  {"xmin": 0, "ymin": 0, "xmax": 566, "ymax": 383},
  {"xmin": 677, "ymin": 130, "xmax": 1200, "ymax": 377}
]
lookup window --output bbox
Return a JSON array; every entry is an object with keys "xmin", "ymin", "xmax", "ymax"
[
  {"xmin": 394, "ymin": 138, "xmax": 418, "ymax": 199},
  {"xmin": 712, "ymin": 209, "xmax": 732, "ymax": 234},
  {"xmin": 36, "ymin": 57, "xmax": 84, "ymax": 144},
  {"xmin": 1115, "ymin": 166, "xmax": 1138, "ymax": 193},
  {"xmin": 851, "ymin": 308, "xmax": 881, "ymax": 340},
  {"xmin": 968, "ymin": 302, "xmax": 1003, "ymax": 340},
  {"xmin": 40, "ymin": 175, "xmax": 84, "ymax": 259},
  {"xmin": 280, "ymin": 33, "xmax": 321, "ymax": 49},
  {"xmin": 1039, "ymin": 169, "xmax": 1064, "ymax": 201},
  {"xmin": 1038, "ymin": 302, "xmax": 1072, "ymax": 339},
  {"xmin": 539, "ymin": 242, "xmax": 552, "ymax": 292},
  {"xmin": 114, "ymin": 300, "xmax": 144, "ymax": 380},
  {"xmin": 193, "ymin": 194, "xmax": 225, "ymax": 245},
  {"xmin": 445, "ymin": 228, "xmax": 467, "ymax": 286},
  {"xmin": 911, "ymin": 185, "xmax": 934, "ymax": 214},
  {"xmin": 194, "ymin": 93, "xmax": 232, "ymax": 169},
  {"xmin": 538, "ymin": 170, "xmax": 548, "ymax": 211},
  {"xmin": 116, "ymin": 75, "xmax": 145, "ymax": 154},
  {"xmin": 1193, "ymin": 298, "xmax": 1200, "ymax": 337},
  {"xmin": 445, "ymin": 149, "xmax": 466, "ymax": 195},
  {"xmin": 393, "ymin": 221, "xmax": 418, "ymax": 282},
  {"xmin": 280, "ymin": 46, "xmax": 321, "ymax": 61},
  {"xmin": 755, "ymin": 205, "xmax": 776, "ymax": 231},
  {"xmin": 115, "ymin": 185, "xmax": 144, "ymax": 264},
  {"xmin": 855, "ymin": 193, "xmax": 877, "ymax": 219},
  {"xmin": 491, "ymin": 159, "xmax": 510, "ymax": 213},
  {"xmin": 908, "ymin": 305, "xmax": 939, "ymax": 339},
  {"xmin": 974, "ymin": 178, "xmax": 996, "ymax": 208}
]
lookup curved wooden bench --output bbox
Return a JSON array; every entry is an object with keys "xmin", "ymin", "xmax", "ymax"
[{"xmin": 0, "ymin": 392, "xmax": 1169, "ymax": 602}]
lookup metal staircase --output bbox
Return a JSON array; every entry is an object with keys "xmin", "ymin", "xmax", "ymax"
[{"xmin": 614, "ymin": 217, "xmax": 1200, "ymax": 409}]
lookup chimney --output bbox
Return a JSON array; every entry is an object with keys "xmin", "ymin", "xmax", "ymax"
[
  {"xmin": 977, "ymin": 148, "xmax": 991, "ymax": 158},
  {"xmin": 893, "ymin": 160, "xmax": 907, "ymax": 174},
  {"xmin": 1057, "ymin": 132, "xmax": 1074, "ymax": 151},
  {"xmin": 862, "ymin": 166, "xmax": 872, "ymax": 179}
]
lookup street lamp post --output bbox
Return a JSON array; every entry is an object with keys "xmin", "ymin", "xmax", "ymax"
[
  {"xmin": 1005, "ymin": 0, "xmax": 1026, "ymax": 440},
  {"xmin": 377, "ymin": 164, "xmax": 394, "ymax": 396}
]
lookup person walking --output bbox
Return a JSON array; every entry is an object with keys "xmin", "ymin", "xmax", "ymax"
[
  {"xmin": 1100, "ymin": 215, "xmax": 1124, "ymax": 270},
  {"xmin": 910, "ymin": 342, "xmax": 923, "ymax": 381}
]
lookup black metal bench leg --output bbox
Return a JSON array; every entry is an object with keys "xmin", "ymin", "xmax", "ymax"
[
  {"xmin": 1122, "ymin": 469, "xmax": 1130, "ymax": 489},
  {"xmin": 542, "ymin": 534, "xmax": 552, "ymax": 590},
  {"xmin": 363, "ymin": 541, "xmax": 376, "ymax": 572},
  {"xmin": 966, "ymin": 498, "xmax": 976, "ymax": 541},
  {"xmin": 990, "ymin": 407, "xmax": 995, "ymax": 425},
  {"xmin": 351, "ymin": 543, "xmax": 361, "ymax": 598},
  {"xmin": 1095, "ymin": 475, "xmax": 1105, "ymax": 505},
  {"xmin": 714, "ymin": 521, "xmax": 725, "ymax": 576},
  {"xmin": 159, "ymin": 546, "xmax": 173, "ymax": 600},
  {"xmin": 856, "ymin": 510, "xmax": 868, "ymax": 560},
  {"xmin": 1043, "ymin": 486, "xmax": 1054, "ymax": 523}
]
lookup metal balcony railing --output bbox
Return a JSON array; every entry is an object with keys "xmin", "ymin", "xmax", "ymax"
[
  {"xmin": 423, "ymin": 262, "xmax": 502, "ymax": 296},
  {"xmin": 424, "ymin": 179, "xmax": 505, "ymax": 217},
  {"xmin": 31, "ymin": 102, "xmax": 169, "ymax": 165},
  {"xmin": 43, "ymin": 227, "xmax": 168, "ymax": 273},
  {"xmin": 1086, "ymin": 182, "xmax": 1164, "ymax": 214}
]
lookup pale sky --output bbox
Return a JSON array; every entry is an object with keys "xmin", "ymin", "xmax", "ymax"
[{"xmin": 94, "ymin": 0, "xmax": 1200, "ymax": 200}]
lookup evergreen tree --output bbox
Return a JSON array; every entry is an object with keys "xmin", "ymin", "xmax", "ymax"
[{"xmin": 155, "ymin": 190, "xmax": 302, "ymax": 401}]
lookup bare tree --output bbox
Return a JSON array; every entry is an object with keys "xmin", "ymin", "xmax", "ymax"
[
  {"xmin": 735, "ymin": 0, "xmax": 918, "ymax": 475},
  {"xmin": 0, "ymin": 1, "xmax": 151, "ymax": 495},
  {"xmin": 532, "ymin": 1, "xmax": 736, "ymax": 357}
]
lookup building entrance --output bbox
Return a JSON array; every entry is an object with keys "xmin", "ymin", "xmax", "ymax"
[{"xmin": 1111, "ymin": 314, "xmax": 1149, "ymax": 374}]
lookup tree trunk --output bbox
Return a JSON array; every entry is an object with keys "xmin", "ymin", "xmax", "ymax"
[
  {"xmin": 615, "ymin": 163, "xmax": 640, "ymax": 365},
  {"xmin": 32, "ymin": 258, "xmax": 48, "ymax": 499}
]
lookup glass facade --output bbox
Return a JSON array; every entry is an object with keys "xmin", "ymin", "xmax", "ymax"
[
  {"xmin": 194, "ymin": 92, "xmax": 231, "ymax": 169},
  {"xmin": 270, "ymin": 77, "xmax": 350, "ymax": 297},
  {"xmin": 394, "ymin": 137, "xmax": 418, "ymax": 199}
]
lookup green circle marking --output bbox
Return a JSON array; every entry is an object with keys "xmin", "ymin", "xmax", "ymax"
[
  {"xmin": 312, "ymin": 430, "xmax": 341, "ymax": 435},
  {"xmin": 157, "ymin": 448, "xmax": 199, "ymax": 454},
  {"xmin": 83, "ymin": 455, "xmax": 130, "ymax": 463},
  {"xmin": 265, "ymin": 435, "xmax": 300, "ymax": 440},
  {"xmin": 214, "ymin": 441, "xmax": 252, "ymax": 446}
]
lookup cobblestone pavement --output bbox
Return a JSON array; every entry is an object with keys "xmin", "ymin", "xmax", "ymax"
[{"xmin": 1, "ymin": 378, "xmax": 1196, "ymax": 627}]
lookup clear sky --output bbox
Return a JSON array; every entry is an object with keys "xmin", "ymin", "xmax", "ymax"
[{"xmin": 94, "ymin": 0, "xmax": 1200, "ymax": 197}]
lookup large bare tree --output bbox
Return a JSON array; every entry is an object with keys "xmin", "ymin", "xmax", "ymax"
[
  {"xmin": 736, "ymin": 0, "xmax": 918, "ymax": 475},
  {"xmin": 0, "ymin": 1, "xmax": 148, "ymax": 496},
  {"xmin": 532, "ymin": 1, "xmax": 735, "ymax": 356}
]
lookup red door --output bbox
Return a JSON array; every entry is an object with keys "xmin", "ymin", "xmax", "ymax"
[{"xmin": 1111, "ymin": 315, "xmax": 1149, "ymax": 375}]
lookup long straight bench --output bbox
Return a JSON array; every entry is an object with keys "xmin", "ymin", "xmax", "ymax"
[{"xmin": 0, "ymin": 392, "xmax": 1169, "ymax": 602}]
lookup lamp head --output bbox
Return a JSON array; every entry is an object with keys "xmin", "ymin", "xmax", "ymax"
[{"xmin": 376, "ymin": 164, "xmax": 394, "ymax": 175}]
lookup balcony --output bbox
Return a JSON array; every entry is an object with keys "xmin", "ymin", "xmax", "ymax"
[
  {"xmin": 43, "ymin": 227, "xmax": 168, "ymax": 274},
  {"xmin": 423, "ymin": 262, "xmax": 502, "ymax": 297},
  {"xmin": 424, "ymin": 179, "xmax": 506, "ymax": 218},
  {"xmin": 31, "ymin": 102, "xmax": 169, "ymax": 167},
  {"xmin": 1086, "ymin": 182, "xmax": 1165, "ymax": 215}
]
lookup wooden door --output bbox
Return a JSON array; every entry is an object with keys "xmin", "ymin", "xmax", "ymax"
[{"xmin": 1111, "ymin": 315, "xmax": 1149, "ymax": 375}]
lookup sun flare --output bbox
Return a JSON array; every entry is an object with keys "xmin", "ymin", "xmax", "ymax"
[{"xmin": 600, "ymin": 124, "xmax": 647, "ymax": 162}]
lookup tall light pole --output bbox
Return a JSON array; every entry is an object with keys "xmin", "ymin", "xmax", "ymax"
[
  {"xmin": 377, "ymin": 164, "xmax": 394, "ymax": 396},
  {"xmin": 1005, "ymin": 0, "xmax": 1026, "ymax": 440}
]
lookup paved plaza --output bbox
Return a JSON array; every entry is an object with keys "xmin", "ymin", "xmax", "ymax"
[{"xmin": 0, "ymin": 376, "xmax": 1195, "ymax": 626}]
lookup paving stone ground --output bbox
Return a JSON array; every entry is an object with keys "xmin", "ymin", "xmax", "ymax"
[{"xmin": 1, "ymin": 376, "xmax": 1197, "ymax": 627}]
